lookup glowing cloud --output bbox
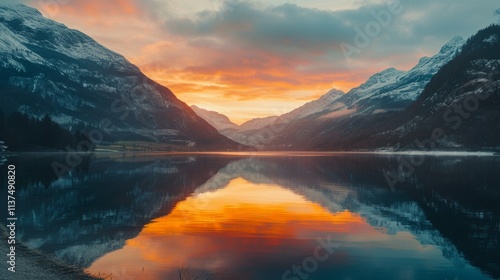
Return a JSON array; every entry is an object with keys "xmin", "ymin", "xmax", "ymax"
[{"xmin": 22, "ymin": 0, "xmax": 499, "ymax": 123}]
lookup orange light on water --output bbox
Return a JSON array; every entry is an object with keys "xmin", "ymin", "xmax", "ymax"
[
  {"xmin": 144, "ymin": 178, "xmax": 365, "ymax": 237},
  {"xmin": 87, "ymin": 178, "xmax": 375, "ymax": 279}
]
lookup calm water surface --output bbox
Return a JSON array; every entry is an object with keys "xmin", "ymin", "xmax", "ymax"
[{"xmin": 1, "ymin": 153, "xmax": 499, "ymax": 280}]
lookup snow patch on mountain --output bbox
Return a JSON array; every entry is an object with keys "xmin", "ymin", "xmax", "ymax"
[
  {"xmin": 239, "ymin": 116, "xmax": 279, "ymax": 131},
  {"xmin": 193, "ymin": 36, "xmax": 465, "ymax": 148},
  {"xmin": 320, "ymin": 36, "xmax": 466, "ymax": 115},
  {"xmin": 483, "ymin": 34, "xmax": 498, "ymax": 44},
  {"xmin": 0, "ymin": 4, "xmax": 239, "ymax": 148},
  {"xmin": 0, "ymin": 4, "xmax": 133, "ymax": 71},
  {"xmin": 276, "ymin": 89, "xmax": 345, "ymax": 123},
  {"xmin": 191, "ymin": 105, "xmax": 239, "ymax": 131}
]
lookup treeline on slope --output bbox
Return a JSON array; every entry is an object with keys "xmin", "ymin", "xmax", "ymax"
[
  {"xmin": 317, "ymin": 24, "xmax": 500, "ymax": 151},
  {"xmin": 420, "ymin": 24, "xmax": 500, "ymax": 100},
  {"xmin": 0, "ymin": 110, "xmax": 94, "ymax": 152}
]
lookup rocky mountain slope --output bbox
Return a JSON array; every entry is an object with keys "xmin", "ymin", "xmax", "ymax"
[
  {"xmin": 339, "ymin": 36, "xmax": 465, "ymax": 115},
  {"xmin": 260, "ymin": 27, "xmax": 499, "ymax": 151},
  {"xmin": 296, "ymin": 25, "xmax": 500, "ymax": 151},
  {"xmin": 193, "ymin": 36, "xmax": 467, "ymax": 149},
  {"xmin": 0, "ymin": 4, "xmax": 241, "ymax": 150}
]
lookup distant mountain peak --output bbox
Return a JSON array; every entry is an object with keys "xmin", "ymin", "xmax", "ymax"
[
  {"xmin": 379, "ymin": 67, "xmax": 400, "ymax": 74},
  {"xmin": 191, "ymin": 105, "xmax": 240, "ymax": 131},
  {"xmin": 439, "ymin": 36, "xmax": 465, "ymax": 54},
  {"xmin": 201, "ymin": 33, "xmax": 468, "ymax": 148},
  {"xmin": 356, "ymin": 67, "xmax": 405, "ymax": 91},
  {"xmin": 318, "ymin": 89, "xmax": 345, "ymax": 100},
  {"xmin": 267, "ymin": 25, "xmax": 500, "ymax": 151}
]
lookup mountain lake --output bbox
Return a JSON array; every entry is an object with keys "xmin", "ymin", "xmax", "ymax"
[{"xmin": 1, "ymin": 152, "xmax": 499, "ymax": 280}]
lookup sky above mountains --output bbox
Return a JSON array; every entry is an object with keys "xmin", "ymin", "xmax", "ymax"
[{"xmin": 6, "ymin": 0, "xmax": 500, "ymax": 124}]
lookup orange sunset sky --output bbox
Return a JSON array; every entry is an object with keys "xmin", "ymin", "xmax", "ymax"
[{"xmin": 13, "ymin": 0, "xmax": 499, "ymax": 124}]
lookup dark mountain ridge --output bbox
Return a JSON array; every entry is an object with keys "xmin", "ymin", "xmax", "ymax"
[
  {"xmin": 0, "ymin": 4, "xmax": 242, "ymax": 151},
  {"xmin": 266, "ymin": 25, "xmax": 500, "ymax": 151}
]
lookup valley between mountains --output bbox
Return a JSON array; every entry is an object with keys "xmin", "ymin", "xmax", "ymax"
[
  {"xmin": 1, "ymin": 4, "xmax": 499, "ymax": 152},
  {"xmin": 192, "ymin": 32, "xmax": 500, "ymax": 151}
]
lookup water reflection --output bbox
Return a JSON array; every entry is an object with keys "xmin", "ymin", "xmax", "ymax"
[
  {"xmin": 0, "ymin": 154, "xmax": 237, "ymax": 267},
  {"xmin": 2, "ymin": 154, "xmax": 499, "ymax": 279},
  {"xmin": 89, "ymin": 178, "xmax": 370, "ymax": 279}
]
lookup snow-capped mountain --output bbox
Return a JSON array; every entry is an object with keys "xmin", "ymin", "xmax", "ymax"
[
  {"xmin": 0, "ymin": 4, "xmax": 240, "ymax": 150},
  {"xmin": 194, "ymin": 36, "xmax": 464, "ymax": 149},
  {"xmin": 301, "ymin": 35, "xmax": 465, "ymax": 121},
  {"xmin": 338, "ymin": 36, "xmax": 465, "ymax": 114},
  {"xmin": 268, "ymin": 25, "xmax": 499, "ymax": 151},
  {"xmin": 275, "ymin": 89, "xmax": 345, "ymax": 123},
  {"xmin": 0, "ymin": 5, "xmax": 132, "ymax": 71},
  {"xmin": 377, "ymin": 25, "xmax": 500, "ymax": 150}
]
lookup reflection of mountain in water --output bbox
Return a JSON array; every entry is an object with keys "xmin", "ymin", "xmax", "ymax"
[
  {"xmin": 4, "ymin": 154, "xmax": 499, "ymax": 279},
  {"xmin": 1, "ymin": 155, "xmax": 237, "ymax": 267},
  {"xmin": 193, "ymin": 156, "xmax": 500, "ymax": 279}
]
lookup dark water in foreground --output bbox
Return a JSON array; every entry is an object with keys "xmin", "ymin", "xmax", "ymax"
[{"xmin": 1, "ymin": 153, "xmax": 499, "ymax": 280}]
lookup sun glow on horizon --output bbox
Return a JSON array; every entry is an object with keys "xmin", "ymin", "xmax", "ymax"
[
  {"xmin": 26, "ymin": 0, "xmax": 497, "ymax": 124},
  {"xmin": 137, "ymin": 62, "xmax": 359, "ymax": 124},
  {"xmin": 25, "ymin": 0, "xmax": 396, "ymax": 124},
  {"xmin": 138, "ymin": 61, "xmax": 359, "ymax": 124}
]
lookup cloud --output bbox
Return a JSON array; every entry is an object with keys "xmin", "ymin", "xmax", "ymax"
[
  {"xmin": 166, "ymin": 2, "xmax": 351, "ymax": 52},
  {"xmin": 149, "ymin": 0, "xmax": 498, "ymax": 111},
  {"xmin": 7, "ymin": 0, "xmax": 500, "ymax": 123}
]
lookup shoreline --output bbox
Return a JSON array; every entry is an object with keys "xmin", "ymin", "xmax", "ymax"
[
  {"xmin": 0, "ymin": 225, "xmax": 100, "ymax": 280},
  {"xmin": 1, "ymin": 150, "xmax": 498, "ymax": 157}
]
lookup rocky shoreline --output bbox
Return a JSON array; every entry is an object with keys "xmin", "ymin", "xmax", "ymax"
[{"xmin": 0, "ymin": 224, "xmax": 100, "ymax": 280}]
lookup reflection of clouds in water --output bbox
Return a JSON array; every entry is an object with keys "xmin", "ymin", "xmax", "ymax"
[
  {"xmin": 179, "ymin": 157, "xmax": 469, "ymax": 271},
  {"xmin": 11, "ymin": 154, "xmax": 235, "ymax": 268},
  {"xmin": 88, "ymin": 178, "xmax": 366, "ymax": 280},
  {"xmin": 12, "ymin": 154, "xmax": 500, "ymax": 279}
]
